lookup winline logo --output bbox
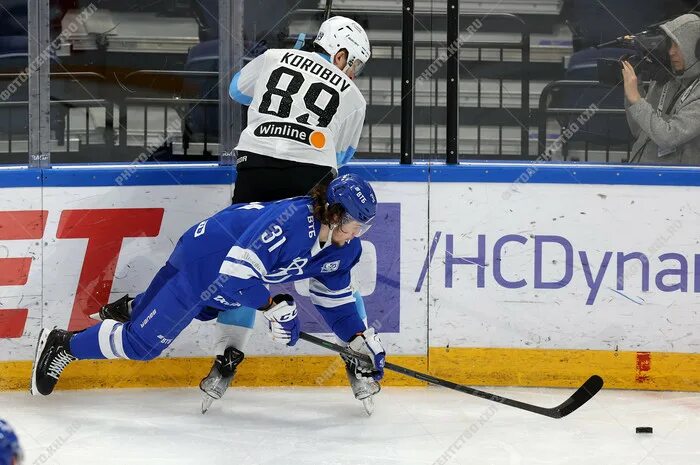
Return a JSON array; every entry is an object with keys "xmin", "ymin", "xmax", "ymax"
[{"xmin": 254, "ymin": 122, "xmax": 326, "ymax": 149}]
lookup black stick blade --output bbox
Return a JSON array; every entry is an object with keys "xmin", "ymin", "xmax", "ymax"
[
  {"xmin": 548, "ymin": 375, "xmax": 604, "ymax": 418},
  {"xmin": 298, "ymin": 332, "xmax": 604, "ymax": 420}
]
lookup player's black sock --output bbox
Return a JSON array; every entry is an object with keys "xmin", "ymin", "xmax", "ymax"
[
  {"xmin": 200, "ymin": 347, "xmax": 245, "ymax": 400},
  {"xmin": 94, "ymin": 295, "xmax": 133, "ymax": 322}
]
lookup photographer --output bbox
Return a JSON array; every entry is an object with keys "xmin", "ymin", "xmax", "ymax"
[{"xmin": 623, "ymin": 14, "xmax": 700, "ymax": 164}]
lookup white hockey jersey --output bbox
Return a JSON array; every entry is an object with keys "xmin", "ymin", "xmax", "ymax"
[{"xmin": 229, "ymin": 49, "xmax": 366, "ymax": 169}]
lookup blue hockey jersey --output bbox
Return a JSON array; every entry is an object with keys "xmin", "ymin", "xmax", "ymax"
[{"xmin": 168, "ymin": 196, "xmax": 366, "ymax": 341}]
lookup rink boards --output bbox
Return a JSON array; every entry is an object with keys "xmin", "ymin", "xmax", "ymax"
[{"xmin": 0, "ymin": 162, "xmax": 698, "ymax": 391}]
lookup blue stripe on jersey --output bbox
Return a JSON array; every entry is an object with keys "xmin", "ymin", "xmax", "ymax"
[
  {"xmin": 217, "ymin": 305, "xmax": 257, "ymax": 329},
  {"xmin": 336, "ymin": 146, "xmax": 357, "ymax": 166},
  {"xmin": 229, "ymin": 72, "xmax": 253, "ymax": 105},
  {"xmin": 354, "ymin": 291, "xmax": 367, "ymax": 321},
  {"xmin": 316, "ymin": 52, "xmax": 331, "ymax": 62},
  {"xmin": 294, "ymin": 33, "xmax": 306, "ymax": 50}
]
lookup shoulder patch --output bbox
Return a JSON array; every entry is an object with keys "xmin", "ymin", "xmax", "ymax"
[{"xmin": 321, "ymin": 260, "xmax": 341, "ymax": 273}]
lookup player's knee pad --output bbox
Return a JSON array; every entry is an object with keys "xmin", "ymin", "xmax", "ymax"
[
  {"xmin": 124, "ymin": 341, "xmax": 166, "ymax": 361},
  {"xmin": 216, "ymin": 305, "xmax": 256, "ymax": 329},
  {"xmin": 120, "ymin": 324, "xmax": 170, "ymax": 361}
]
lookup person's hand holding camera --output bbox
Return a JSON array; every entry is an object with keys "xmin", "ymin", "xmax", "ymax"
[{"xmin": 621, "ymin": 60, "xmax": 641, "ymax": 105}]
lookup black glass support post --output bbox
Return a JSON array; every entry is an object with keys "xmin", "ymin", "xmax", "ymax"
[
  {"xmin": 28, "ymin": 0, "xmax": 50, "ymax": 167},
  {"xmin": 446, "ymin": 0, "xmax": 459, "ymax": 164},
  {"xmin": 521, "ymin": 26, "xmax": 531, "ymax": 157},
  {"xmin": 400, "ymin": 0, "xmax": 415, "ymax": 164},
  {"xmin": 219, "ymin": 0, "xmax": 244, "ymax": 166}
]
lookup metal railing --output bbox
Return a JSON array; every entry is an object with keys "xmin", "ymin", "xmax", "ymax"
[
  {"xmin": 289, "ymin": 4, "xmax": 533, "ymax": 162},
  {"xmin": 365, "ymin": 7, "xmax": 532, "ymax": 162},
  {"xmin": 120, "ymin": 70, "xmax": 220, "ymax": 157},
  {"xmin": 1, "ymin": 7, "xmax": 538, "ymax": 165},
  {"xmin": 0, "ymin": 70, "xmax": 221, "ymax": 161},
  {"xmin": 537, "ymin": 80, "xmax": 632, "ymax": 163}
]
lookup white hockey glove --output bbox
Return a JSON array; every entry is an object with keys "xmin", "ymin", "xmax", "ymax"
[
  {"xmin": 261, "ymin": 294, "xmax": 299, "ymax": 346},
  {"xmin": 346, "ymin": 328, "xmax": 386, "ymax": 381}
]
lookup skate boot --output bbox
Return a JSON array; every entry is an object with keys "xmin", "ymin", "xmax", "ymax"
[
  {"xmin": 199, "ymin": 346, "xmax": 245, "ymax": 414},
  {"xmin": 90, "ymin": 294, "xmax": 133, "ymax": 322},
  {"xmin": 342, "ymin": 355, "xmax": 381, "ymax": 416},
  {"xmin": 30, "ymin": 328, "xmax": 77, "ymax": 396}
]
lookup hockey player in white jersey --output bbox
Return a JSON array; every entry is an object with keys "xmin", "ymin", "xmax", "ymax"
[
  {"xmin": 207, "ymin": 16, "xmax": 374, "ymax": 414},
  {"xmin": 213, "ymin": 16, "xmax": 374, "ymax": 414},
  {"xmin": 91, "ymin": 17, "xmax": 378, "ymax": 414},
  {"xmin": 230, "ymin": 16, "xmax": 369, "ymax": 179}
]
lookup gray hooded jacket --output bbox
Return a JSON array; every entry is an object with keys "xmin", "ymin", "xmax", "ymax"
[{"xmin": 625, "ymin": 14, "xmax": 700, "ymax": 165}]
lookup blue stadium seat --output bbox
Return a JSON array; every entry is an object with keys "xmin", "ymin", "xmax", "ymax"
[
  {"xmin": 183, "ymin": 40, "xmax": 220, "ymax": 143},
  {"xmin": 562, "ymin": 0, "xmax": 665, "ymax": 51},
  {"xmin": 0, "ymin": 35, "xmax": 65, "ymax": 140},
  {"xmin": 549, "ymin": 47, "xmax": 633, "ymax": 148},
  {"xmin": 0, "ymin": 0, "xmax": 28, "ymax": 37},
  {"xmin": 192, "ymin": 0, "xmax": 219, "ymax": 42},
  {"xmin": 0, "ymin": 35, "xmax": 29, "ymax": 136},
  {"xmin": 0, "ymin": 35, "xmax": 29, "ymax": 68},
  {"xmin": 182, "ymin": 39, "xmax": 267, "ymax": 144}
]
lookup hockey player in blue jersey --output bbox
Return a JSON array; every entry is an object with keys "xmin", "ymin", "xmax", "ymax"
[
  {"xmin": 87, "ymin": 16, "xmax": 377, "ymax": 415},
  {"xmin": 0, "ymin": 420, "xmax": 22, "ymax": 465},
  {"xmin": 30, "ymin": 174, "xmax": 387, "ymax": 411},
  {"xmin": 201, "ymin": 15, "xmax": 374, "ymax": 414}
]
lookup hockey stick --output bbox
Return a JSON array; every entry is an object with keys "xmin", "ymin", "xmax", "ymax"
[
  {"xmin": 299, "ymin": 332, "xmax": 604, "ymax": 419},
  {"xmin": 323, "ymin": 0, "xmax": 333, "ymax": 20}
]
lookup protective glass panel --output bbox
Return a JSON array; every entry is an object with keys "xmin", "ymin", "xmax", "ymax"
[
  {"xmin": 0, "ymin": 1, "xmax": 29, "ymax": 164},
  {"xmin": 48, "ymin": 0, "xmax": 222, "ymax": 162}
]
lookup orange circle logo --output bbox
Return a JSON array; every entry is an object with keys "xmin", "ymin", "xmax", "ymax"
[{"xmin": 309, "ymin": 131, "xmax": 326, "ymax": 149}]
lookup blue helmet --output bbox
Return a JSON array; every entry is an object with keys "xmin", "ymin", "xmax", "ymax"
[
  {"xmin": 326, "ymin": 174, "xmax": 377, "ymax": 235},
  {"xmin": 0, "ymin": 420, "xmax": 22, "ymax": 465}
]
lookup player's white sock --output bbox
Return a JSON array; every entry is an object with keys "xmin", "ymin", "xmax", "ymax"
[{"xmin": 214, "ymin": 323, "xmax": 253, "ymax": 354}]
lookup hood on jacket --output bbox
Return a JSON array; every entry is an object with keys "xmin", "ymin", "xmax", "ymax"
[{"xmin": 660, "ymin": 14, "xmax": 700, "ymax": 80}]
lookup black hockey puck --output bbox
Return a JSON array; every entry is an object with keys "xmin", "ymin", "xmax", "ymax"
[{"xmin": 636, "ymin": 427, "xmax": 653, "ymax": 434}]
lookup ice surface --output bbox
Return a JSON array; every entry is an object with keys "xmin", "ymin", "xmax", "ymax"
[{"xmin": 1, "ymin": 386, "xmax": 698, "ymax": 465}]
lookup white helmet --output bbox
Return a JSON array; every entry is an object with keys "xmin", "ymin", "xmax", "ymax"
[{"xmin": 314, "ymin": 16, "xmax": 371, "ymax": 76}]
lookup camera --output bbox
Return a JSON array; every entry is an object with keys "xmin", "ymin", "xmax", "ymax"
[{"xmin": 596, "ymin": 28, "xmax": 673, "ymax": 86}]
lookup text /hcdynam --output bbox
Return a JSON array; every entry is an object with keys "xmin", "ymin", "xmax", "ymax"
[{"xmin": 439, "ymin": 232, "xmax": 699, "ymax": 305}]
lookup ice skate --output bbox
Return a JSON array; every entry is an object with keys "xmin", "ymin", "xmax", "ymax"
[
  {"xmin": 343, "ymin": 356, "xmax": 381, "ymax": 416},
  {"xmin": 30, "ymin": 328, "xmax": 76, "ymax": 396},
  {"xmin": 199, "ymin": 346, "xmax": 245, "ymax": 413},
  {"xmin": 90, "ymin": 294, "xmax": 133, "ymax": 322}
]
